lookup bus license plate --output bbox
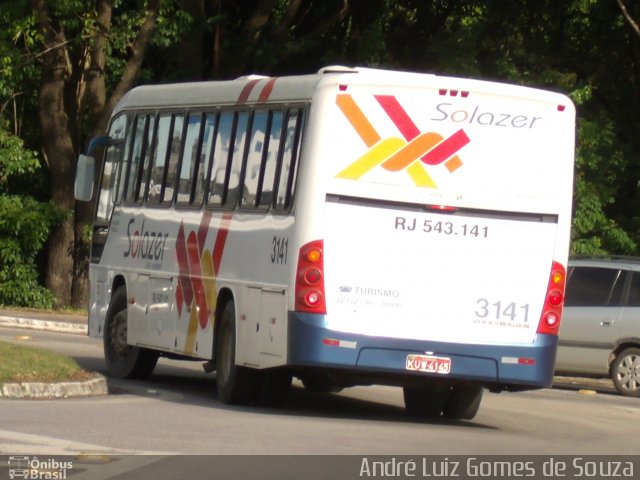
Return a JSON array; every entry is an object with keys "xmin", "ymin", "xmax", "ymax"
[{"xmin": 406, "ymin": 354, "xmax": 451, "ymax": 374}]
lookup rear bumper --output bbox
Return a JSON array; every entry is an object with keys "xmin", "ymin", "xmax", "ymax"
[{"xmin": 288, "ymin": 312, "xmax": 557, "ymax": 389}]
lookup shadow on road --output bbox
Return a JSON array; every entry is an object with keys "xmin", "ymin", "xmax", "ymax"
[{"xmin": 70, "ymin": 354, "xmax": 498, "ymax": 430}]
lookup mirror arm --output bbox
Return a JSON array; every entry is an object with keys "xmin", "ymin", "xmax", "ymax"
[{"xmin": 87, "ymin": 135, "xmax": 110, "ymax": 156}]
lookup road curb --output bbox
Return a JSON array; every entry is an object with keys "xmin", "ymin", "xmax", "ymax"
[
  {"xmin": 0, "ymin": 315, "xmax": 87, "ymax": 335},
  {"xmin": 0, "ymin": 374, "xmax": 108, "ymax": 399}
]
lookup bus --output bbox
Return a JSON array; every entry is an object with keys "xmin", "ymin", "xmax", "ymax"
[{"xmin": 74, "ymin": 66, "xmax": 575, "ymax": 420}]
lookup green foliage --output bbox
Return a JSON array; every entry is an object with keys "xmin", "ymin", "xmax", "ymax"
[{"xmin": 0, "ymin": 129, "xmax": 58, "ymax": 308}]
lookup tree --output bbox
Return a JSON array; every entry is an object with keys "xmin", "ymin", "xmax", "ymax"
[
  {"xmin": 0, "ymin": 129, "xmax": 58, "ymax": 308},
  {"xmin": 3, "ymin": 0, "xmax": 190, "ymax": 308}
]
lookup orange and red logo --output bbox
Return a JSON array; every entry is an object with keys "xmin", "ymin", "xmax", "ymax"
[
  {"xmin": 175, "ymin": 212, "xmax": 232, "ymax": 354},
  {"xmin": 335, "ymin": 94, "xmax": 470, "ymax": 188}
]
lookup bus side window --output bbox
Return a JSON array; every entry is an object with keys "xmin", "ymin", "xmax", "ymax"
[
  {"xmin": 96, "ymin": 114, "xmax": 127, "ymax": 222},
  {"xmin": 193, "ymin": 113, "xmax": 218, "ymax": 206},
  {"xmin": 116, "ymin": 114, "xmax": 134, "ymax": 204},
  {"xmin": 163, "ymin": 114, "xmax": 185, "ymax": 205},
  {"xmin": 124, "ymin": 115, "xmax": 147, "ymax": 203},
  {"xmin": 208, "ymin": 112, "xmax": 233, "ymax": 207},
  {"xmin": 147, "ymin": 114, "xmax": 172, "ymax": 204},
  {"xmin": 177, "ymin": 113, "xmax": 204, "ymax": 205},
  {"xmin": 241, "ymin": 110, "xmax": 268, "ymax": 208},
  {"xmin": 137, "ymin": 114, "xmax": 156, "ymax": 203},
  {"xmin": 258, "ymin": 111, "xmax": 283, "ymax": 209},
  {"xmin": 224, "ymin": 112, "xmax": 249, "ymax": 208},
  {"xmin": 274, "ymin": 108, "xmax": 304, "ymax": 211}
]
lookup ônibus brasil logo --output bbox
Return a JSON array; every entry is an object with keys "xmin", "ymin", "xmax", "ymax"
[{"xmin": 335, "ymin": 94, "xmax": 470, "ymax": 188}]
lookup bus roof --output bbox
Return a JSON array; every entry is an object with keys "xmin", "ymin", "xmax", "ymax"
[
  {"xmin": 112, "ymin": 66, "xmax": 568, "ymax": 115},
  {"xmin": 112, "ymin": 67, "xmax": 344, "ymax": 114}
]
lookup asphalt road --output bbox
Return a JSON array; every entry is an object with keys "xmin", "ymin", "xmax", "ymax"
[{"xmin": 0, "ymin": 326, "xmax": 638, "ymax": 458}]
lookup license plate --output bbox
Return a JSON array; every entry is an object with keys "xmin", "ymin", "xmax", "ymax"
[{"xmin": 406, "ymin": 354, "xmax": 451, "ymax": 374}]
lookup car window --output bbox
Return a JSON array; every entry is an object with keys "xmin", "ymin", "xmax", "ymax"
[
  {"xmin": 564, "ymin": 266, "xmax": 624, "ymax": 307},
  {"xmin": 627, "ymin": 272, "xmax": 640, "ymax": 306}
]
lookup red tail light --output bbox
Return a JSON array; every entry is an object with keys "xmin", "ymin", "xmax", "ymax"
[
  {"xmin": 537, "ymin": 261, "xmax": 566, "ymax": 335},
  {"xmin": 295, "ymin": 240, "xmax": 326, "ymax": 314}
]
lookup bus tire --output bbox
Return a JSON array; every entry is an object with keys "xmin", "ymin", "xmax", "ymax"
[
  {"xmin": 215, "ymin": 301, "xmax": 260, "ymax": 405},
  {"xmin": 103, "ymin": 286, "xmax": 159, "ymax": 379},
  {"xmin": 258, "ymin": 369, "xmax": 292, "ymax": 407},
  {"xmin": 403, "ymin": 385, "xmax": 448, "ymax": 418},
  {"xmin": 442, "ymin": 384, "xmax": 483, "ymax": 420}
]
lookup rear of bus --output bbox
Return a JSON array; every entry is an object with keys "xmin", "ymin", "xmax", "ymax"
[{"xmin": 288, "ymin": 68, "xmax": 575, "ymax": 399}]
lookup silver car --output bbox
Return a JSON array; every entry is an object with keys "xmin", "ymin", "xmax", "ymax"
[{"xmin": 556, "ymin": 258, "xmax": 640, "ymax": 397}]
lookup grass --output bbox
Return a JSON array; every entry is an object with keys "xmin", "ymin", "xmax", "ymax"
[{"xmin": 0, "ymin": 340, "xmax": 94, "ymax": 384}]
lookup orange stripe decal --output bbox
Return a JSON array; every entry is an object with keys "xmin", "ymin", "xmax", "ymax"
[
  {"xmin": 381, "ymin": 132, "xmax": 443, "ymax": 172},
  {"xmin": 336, "ymin": 94, "xmax": 380, "ymax": 147}
]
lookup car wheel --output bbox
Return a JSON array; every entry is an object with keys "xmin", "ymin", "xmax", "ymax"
[
  {"xmin": 103, "ymin": 286, "xmax": 159, "ymax": 379},
  {"xmin": 611, "ymin": 347, "xmax": 640, "ymax": 397}
]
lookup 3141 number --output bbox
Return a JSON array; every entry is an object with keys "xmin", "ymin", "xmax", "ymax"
[
  {"xmin": 475, "ymin": 298, "xmax": 530, "ymax": 322},
  {"xmin": 271, "ymin": 236, "xmax": 288, "ymax": 264}
]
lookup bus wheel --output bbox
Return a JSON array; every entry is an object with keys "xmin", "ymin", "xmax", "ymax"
[
  {"xmin": 611, "ymin": 347, "xmax": 640, "ymax": 397},
  {"xmin": 442, "ymin": 385, "xmax": 483, "ymax": 420},
  {"xmin": 103, "ymin": 287, "xmax": 159, "ymax": 379},
  {"xmin": 215, "ymin": 301, "xmax": 260, "ymax": 405},
  {"xmin": 258, "ymin": 369, "xmax": 292, "ymax": 407},
  {"xmin": 403, "ymin": 385, "xmax": 448, "ymax": 418}
]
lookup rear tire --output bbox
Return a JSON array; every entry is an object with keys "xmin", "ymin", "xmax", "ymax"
[
  {"xmin": 215, "ymin": 301, "xmax": 260, "ymax": 405},
  {"xmin": 611, "ymin": 347, "xmax": 640, "ymax": 397},
  {"xmin": 403, "ymin": 385, "xmax": 448, "ymax": 418},
  {"xmin": 103, "ymin": 286, "xmax": 159, "ymax": 379},
  {"xmin": 442, "ymin": 385, "xmax": 483, "ymax": 420},
  {"xmin": 258, "ymin": 369, "xmax": 292, "ymax": 407}
]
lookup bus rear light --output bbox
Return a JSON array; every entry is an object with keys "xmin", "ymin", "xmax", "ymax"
[
  {"xmin": 304, "ymin": 268, "xmax": 322, "ymax": 285},
  {"xmin": 305, "ymin": 247, "xmax": 322, "ymax": 263},
  {"xmin": 552, "ymin": 270, "xmax": 564, "ymax": 285},
  {"xmin": 536, "ymin": 261, "xmax": 566, "ymax": 336},
  {"xmin": 295, "ymin": 240, "xmax": 326, "ymax": 314},
  {"xmin": 548, "ymin": 290, "xmax": 563, "ymax": 306},
  {"xmin": 304, "ymin": 290, "xmax": 323, "ymax": 306},
  {"xmin": 544, "ymin": 312, "xmax": 559, "ymax": 327}
]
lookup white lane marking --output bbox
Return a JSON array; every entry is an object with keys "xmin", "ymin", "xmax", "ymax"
[{"xmin": 0, "ymin": 429, "xmax": 179, "ymax": 455}]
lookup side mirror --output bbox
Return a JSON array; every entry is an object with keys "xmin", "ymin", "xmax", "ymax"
[{"xmin": 74, "ymin": 154, "xmax": 96, "ymax": 201}]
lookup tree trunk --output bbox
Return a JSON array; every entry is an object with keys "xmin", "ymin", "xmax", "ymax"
[
  {"xmin": 71, "ymin": 0, "xmax": 114, "ymax": 309},
  {"xmin": 33, "ymin": 0, "xmax": 162, "ymax": 308},
  {"xmin": 32, "ymin": 1, "xmax": 76, "ymax": 307}
]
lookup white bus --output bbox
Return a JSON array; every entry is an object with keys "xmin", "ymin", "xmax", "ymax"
[{"xmin": 75, "ymin": 66, "xmax": 575, "ymax": 419}]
